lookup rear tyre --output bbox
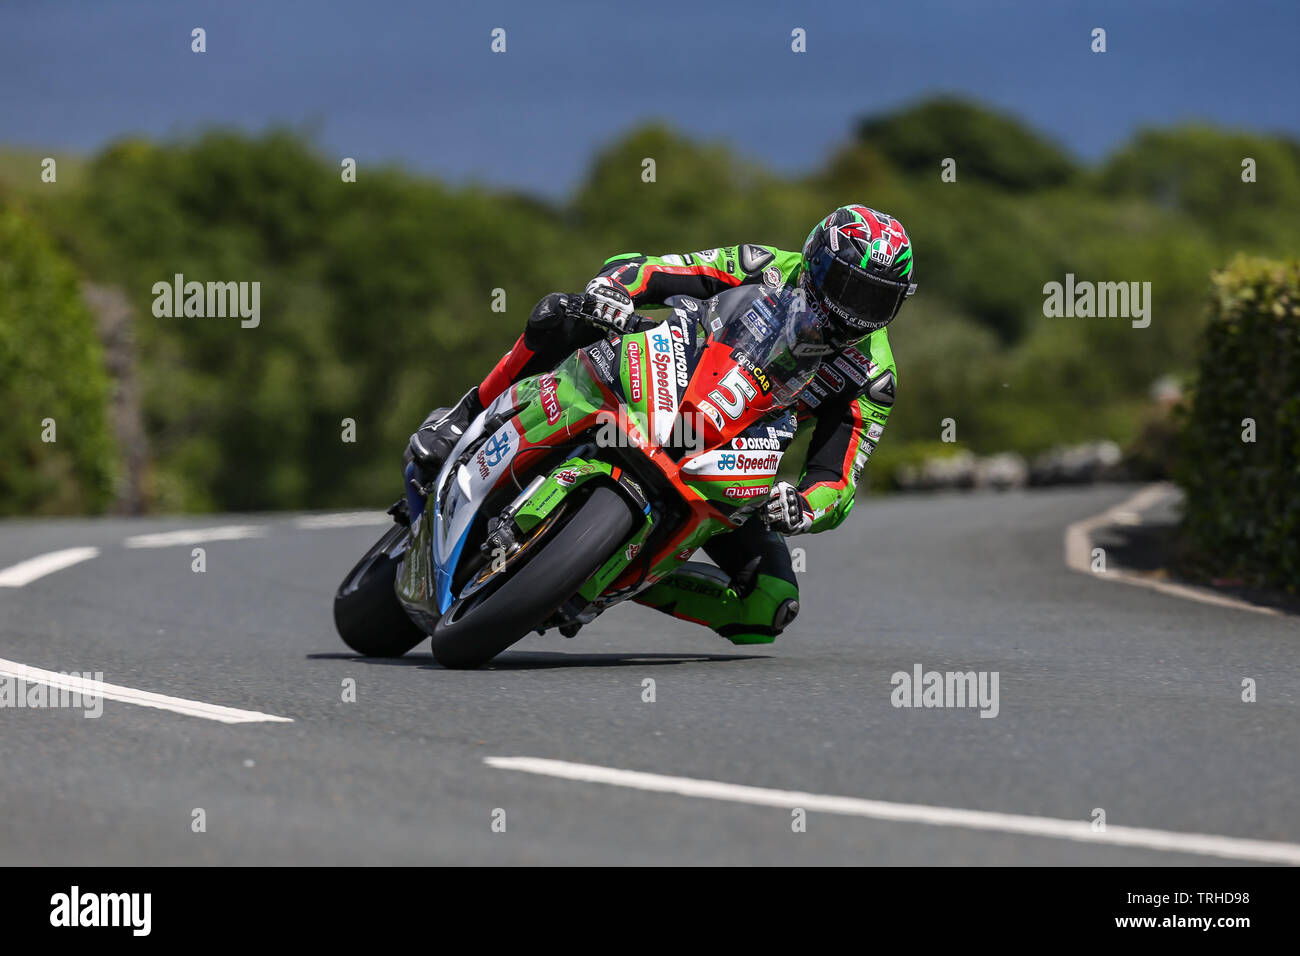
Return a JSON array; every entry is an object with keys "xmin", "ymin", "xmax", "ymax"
[
  {"xmin": 430, "ymin": 485, "xmax": 637, "ymax": 669},
  {"xmin": 333, "ymin": 523, "xmax": 427, "ymax": 657}
]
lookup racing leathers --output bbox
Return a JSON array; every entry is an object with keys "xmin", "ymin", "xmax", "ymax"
[{"xmin": 454, "ymin": 243, "xmax": 897, "ymax": 644}]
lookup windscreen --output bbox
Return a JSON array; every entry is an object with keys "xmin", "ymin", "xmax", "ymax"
[{"xmin": 709, "ymin": 285, "xmax": 833, "ymax": 407}]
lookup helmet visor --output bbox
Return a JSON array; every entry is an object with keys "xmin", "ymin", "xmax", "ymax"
[{"xmin": 806, "ymin": 246, "xmax": 914, "ymax": 334}]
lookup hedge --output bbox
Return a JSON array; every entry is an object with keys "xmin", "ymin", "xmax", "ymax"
[
  {"xmin": 0, "ymin": 203, "xmax": 116, "ymax": 514},
  {"xmin": 1177, "ymin": 256, "xmax": 1300, "ymax": 593}
]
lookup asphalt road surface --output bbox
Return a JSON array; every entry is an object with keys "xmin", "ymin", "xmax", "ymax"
[{"xmin": 2, "ymin": 485, "xmax": 1296, "ymax": 865}]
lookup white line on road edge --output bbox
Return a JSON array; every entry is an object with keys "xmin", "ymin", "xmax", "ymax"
[
  {"xmin": 123, "ymin": 525, "xmax": 268, "ymax": 549},
  {"xmin": 293, "ymin": 512, "xmax": 390, "ymax": 529},
  {"xmin": 0, "ymin": 659, "xmax": 293, "ymax": 724},
  {"xmin": 486, "ymin": 757, "xmax": 1300, "ymax": 865},
  {"xmin": 0, "ymin": 548, "xmax": 100, "ymax": 588},
  {"xmin": 1064, "ymin": 483, "xmax": 1280, "ymax": 616}
]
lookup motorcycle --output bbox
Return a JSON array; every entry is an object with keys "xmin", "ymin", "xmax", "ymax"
[{"xmin": 333, "ymin": 283, "xmax": 833, "ymax": 668}]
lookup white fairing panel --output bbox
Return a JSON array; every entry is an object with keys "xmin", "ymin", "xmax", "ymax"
[{"xmin": 432, "ymin": 394, "xmax": 522, "ymax": 567}]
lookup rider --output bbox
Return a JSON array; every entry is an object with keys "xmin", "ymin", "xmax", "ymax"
[{"xmin": 408, "ymin": 205, "xmax": 915, "ymax": 644}]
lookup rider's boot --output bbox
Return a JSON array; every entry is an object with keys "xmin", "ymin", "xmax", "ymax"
[
  {"xmin": 633, "ymin": 560, "xmax": 800, "ymax": 645},
  {"xmin": 406, "ymin": 387, "xmax": 484, "ymax": 479}
]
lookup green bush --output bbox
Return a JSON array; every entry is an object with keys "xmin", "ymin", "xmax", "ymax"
[
  {"xmin": 0, "ymin": 204, "xmax": 116, "ymax": 514},
  {"xmin": 1176, "ymin": 257, "xmax": 1300, "ymax": 592}
]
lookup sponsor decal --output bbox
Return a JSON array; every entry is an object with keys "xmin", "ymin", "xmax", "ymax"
[
  {"xmin": 676, "ymin": 547, "xmax": 695, "ymax": 561},
  {"xmin": 763, "ymin": 266, "xmax": 782, "ymax": 287},
  {"xmin": 730, "ymin": 349, "xmax": 772, "ymax": 395},
  {"xmin": 832, "ymin": 354, "xmax": 866, "ymax": 386},
  {"xmin": 852, "ymin": 441, "xmax": 876, "ymax": 481},
  {"xmin": 651, "ymin": 349, "xmax": 675, "ymax": 412},
  {"xmin": 661, "ymin": 254, "xmax": 685, "ymax": 266},
  {"xmin": 678, "ymin": 576, "xmax": 725, "ymax": 596},
  {"xmin": 840, "ymin": 348, "xmax": 876, "ymax": 379},
  {"xmin": 733, "ymin": 435, "xmax": 781, "ymax": 451},
  {"xmin": 625, "ymin": 543, "xmax": 642, "ymax": 561},
  {"xmin": 587, "ymin": 340, "xmax": 616, "ymax": 382},
  {"xmin": 792, "ymin": 341, "xmax": 834, "ymax": 357},
  {"xmin": 694, "ymin": 248, "xmax": 720, "ymax": 264},
  {"xmin": 710, "ymin": 316, "xmax": 723, "ymax": 334},
  {"xmin": 539, "ymin": 374, "xmax": 562, "ymax": 425},
  {"xmin": 868, "ymin": 224, "xmax": 909, "ymax": 267},
  {"xmin": 683, "ymin": 299, "xmax": 699, "ymax": 312},
  {"xmin": 740, "ymin": 308, "xmax": 774, "ymax": 340},
  {"xmin": 531, "ymin": 487, "xmax": 561, "ymax": 513},
  {"xmin": 696, "ymin": 399, "xmax": 724, "ymax": 430},
  {"xmin": 476, "ymin": 450, "xmax": 489, "ymax": 479},
  {"xmin": 724, "ymin": 485, "xmax": 767, "ymax": 499},
  {"xmin": 626, "ymin": 340, "xmax": 643, "ymax": 402},
  {"xmin": 648, "ymin": 330, "xmax": 680, "ymax": 414},
  {"xmin": 555, "ymin": 468, "xmax": 580, "ymax": 486},
  {"xmin": 483, "ymin": 430, "xmax": 511, "ymax": 467},
  {"xmin": 866, "ymin": 422, "xmax": 884, "ymax": 442},
  {"xmin": 714, "ymin": 451, "xmax": 780, "ymax": 473}
]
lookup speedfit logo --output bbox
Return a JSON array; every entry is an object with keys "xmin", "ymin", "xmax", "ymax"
[
  {"xmin": 1042, "ymin": 273, "xmax": 1151, "ymax": 328},
  {"xmin": 890, "ymin": 663, "xmax": 1000, "ymax": 718},
  {"xmin": 50, "ymin": 886, "xmax": 151, "ymax": 936}
]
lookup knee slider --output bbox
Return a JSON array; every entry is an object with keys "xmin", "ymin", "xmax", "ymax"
[{"xmin": 772, "ymin": 597, "xmax": 799, "ymax": 634}]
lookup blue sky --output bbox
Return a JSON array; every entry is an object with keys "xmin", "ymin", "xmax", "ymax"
[{"xmin": 2, "ymin": 0, "xmax": 1297, "ymax": 197}]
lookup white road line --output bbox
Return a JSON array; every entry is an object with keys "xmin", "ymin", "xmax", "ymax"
[
  {"xmin": 486, "ymin": 757, "xmax": 1300, "ymax": 865},
  {"xmin": 0, "ymin": 659, "xmax": 293, "ymax": 724},
  {"xmin": 0, "ymin": 547, "xmax": 100, "ymax": 587},
  {"xmin": 123, "ymin": 525, "xmax": 268, "ymax": 549},
  {"xmin": 1064, "ymin": 483, "xmax": 1280, "ymax": 616},
  {"xmin": 293, "ymin": 512, "xmax": 390, "ymax": 529}
]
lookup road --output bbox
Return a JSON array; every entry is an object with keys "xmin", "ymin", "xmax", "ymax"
[{"xmin": 1, "ymin": 485, "xmax": 1296, "ymax": 865}]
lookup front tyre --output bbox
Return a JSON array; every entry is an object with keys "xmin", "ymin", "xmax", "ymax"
[
  {"xmin": 430, "ymin": 485, "xmax": 637, "ymax": 669},
  {"xmin": 333, "ymin": 523, "xmax": 427, "ymax": 657}
]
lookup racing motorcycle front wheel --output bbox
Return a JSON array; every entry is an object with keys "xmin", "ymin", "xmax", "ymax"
[{"xmin": 430, "ymin": 484, "xmax": 637, "ymax": 669}]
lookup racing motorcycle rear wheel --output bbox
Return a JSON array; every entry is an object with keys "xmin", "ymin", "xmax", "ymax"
[
  {"xmin": 430, "ymin": 484, "xmax": 637, "ymax": 669},
  {"xmin": 333, "ymin": 522, "xmax": 427, "ymax": 658}
]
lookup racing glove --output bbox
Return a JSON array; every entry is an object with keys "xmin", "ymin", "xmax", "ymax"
[
  {"xmin": 763, "ymin": 480, "xmax": 813, "ymax": 535},
  {"xmin": 567, "ymin": 277, "xmax": 636, "ymax": 333}
]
